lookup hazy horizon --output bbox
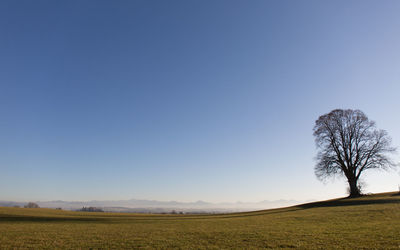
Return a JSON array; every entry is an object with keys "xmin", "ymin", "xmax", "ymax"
[
  {"xmin": 0, "ymin": 195, "xmax": 310, "ymax": 204},
  {"xmin": 1, "ymin": 0, "xmax": 399, "ymax": 203}
]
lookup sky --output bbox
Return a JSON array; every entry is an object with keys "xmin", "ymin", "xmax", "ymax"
[{"xmin": 1, "ymin": 0, "xmax": 399, "ymax": 203}]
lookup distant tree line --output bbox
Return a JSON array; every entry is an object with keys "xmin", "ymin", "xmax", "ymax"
[{"xmin": 78, "ymin": 207, "xmax": 104, "ymax": 212}]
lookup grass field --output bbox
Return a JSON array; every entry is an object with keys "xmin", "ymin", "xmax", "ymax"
[{"xmin": 1, "ymin": 192, "xmax": 399, "ymax": 249}]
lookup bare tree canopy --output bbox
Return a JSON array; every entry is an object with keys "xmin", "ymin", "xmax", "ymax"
[{"xmin": 313, "ymin": 109, "xmax": 396, "ymax": 197}]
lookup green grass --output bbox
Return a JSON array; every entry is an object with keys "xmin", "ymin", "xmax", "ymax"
[{"xmin": 1, "ymin": 192, "xmax": 400, "ymax": 249}]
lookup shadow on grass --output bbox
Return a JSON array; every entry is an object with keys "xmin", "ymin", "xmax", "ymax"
[
  {"xmin": 297, "ymin": 198, "xmax": 400, "ymax": 209},
  {"xmin": 0, "ymin": 215, "xmax": 108, "ymax": 223}
]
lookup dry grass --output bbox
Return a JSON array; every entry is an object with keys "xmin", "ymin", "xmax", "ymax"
[{"xmin": 1, "ymin": 192, "xmax": 400, "ymax": 249}]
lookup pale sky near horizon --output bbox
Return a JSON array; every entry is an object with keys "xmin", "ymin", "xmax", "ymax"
[{"xmin": 1, "ymin": 0, "xmax": 400, "ymax": 203}]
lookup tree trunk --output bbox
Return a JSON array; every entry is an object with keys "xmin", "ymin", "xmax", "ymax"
[{"xmin": 348, "ymin": 177, "xmax": 361, "ymax": 197}]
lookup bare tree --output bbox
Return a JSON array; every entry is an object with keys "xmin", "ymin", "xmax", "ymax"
[{"xmin": 313, "ymin": 109, "xmax": 396, "ymax": 197}]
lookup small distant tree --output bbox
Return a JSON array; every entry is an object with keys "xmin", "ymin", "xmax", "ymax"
[
  {"xmin": 313, "ymin": 109, "xmax": 397, "ymax": 197},
  {"xmin": 24, "ymin": 202, "xmax": 40, "ymax": 208}
]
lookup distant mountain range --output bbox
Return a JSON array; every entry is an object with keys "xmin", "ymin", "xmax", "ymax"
[{"xmin": 0, "ymin": 198, "xmax": 312, "ymax": 213}]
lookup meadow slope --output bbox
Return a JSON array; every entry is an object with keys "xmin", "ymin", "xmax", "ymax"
[{"xmin": 0, "ymin": 192, "xmax": 399, "ymax": 249}]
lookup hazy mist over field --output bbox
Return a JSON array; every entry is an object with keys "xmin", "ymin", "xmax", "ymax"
[{"xmin": 0, "ymin": 198, "xmax": 306, "ymax": 213}]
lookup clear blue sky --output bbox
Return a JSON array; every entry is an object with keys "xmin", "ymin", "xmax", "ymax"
[{"xmin": 1, "ymin": 0, "xmax": 399, "ymax": 202}]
